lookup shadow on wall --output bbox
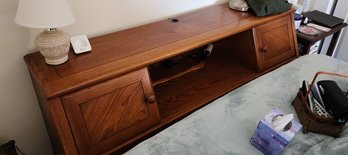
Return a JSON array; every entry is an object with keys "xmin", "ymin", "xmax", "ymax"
[
  {"xmin": 215, "ymin": 0, "xmax": 228, "ymax": 4},
  {"xmin": 0, "ymin": 0, "xmax": 53, "ymax": 155}
]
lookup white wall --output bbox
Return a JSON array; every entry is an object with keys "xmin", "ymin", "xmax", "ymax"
[
  {"xmin": 310, "ymin": 0, "xmax": 348, "ymax": 61},
  {"xmin": 0, "ymin": 0, "xmax": 226, "ymax": 154},
  {"xmin": 333, "ymin": 1, "xmax": 348, "ymax": 62},
  {"xmin": 309, "ymin": 0, "xmax": 332, "ymax": 13},
  {"xmin": 0, "ymin": 0, "xmax": 52, "ymax": 155}
]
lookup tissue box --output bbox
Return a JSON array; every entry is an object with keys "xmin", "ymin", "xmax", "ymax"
[{"xmin": 250, "ymin": 108, "xmax": 302, "ymax": 155}]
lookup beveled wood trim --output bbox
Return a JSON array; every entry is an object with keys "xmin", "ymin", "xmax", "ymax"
[
  {"xmin": 47, "ymin": 98, "xmax": 79, "ymax": 155},
  {"xmin": 290, "ymin": 12, "xmax": 299, "ymax": 56},
  {"xmin": 29, "ymin": 72, "xmax": 78, "ymax": 155}
]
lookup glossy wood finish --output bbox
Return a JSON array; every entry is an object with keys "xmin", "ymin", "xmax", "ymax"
[
  {"xmin": 253, "ymin": 15, "xmax": 297, "ymax": 71},
  {"xmin": 153, "ymin": 27, "xmax": 297, "ymax": 124},
  {"xmin": 24, "ymin": 3, "xmax": 298, "ymax": 155},
  {"xmin": 152, "ymin": 62, "xmax": 206, "ymax": 86},
  {"xmin": 62, "ymin": 68, "xmax": 160, "ymax": 154},
  {"xmin": 31, "ymin": 75, "xmax": 78, "ymax": 155}
]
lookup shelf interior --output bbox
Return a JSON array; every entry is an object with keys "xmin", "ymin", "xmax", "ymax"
[{"xmin": 149, "ymin": 32, "xmax": 263, "ymax": 123}]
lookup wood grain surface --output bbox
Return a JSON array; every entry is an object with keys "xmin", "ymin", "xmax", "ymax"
[
  {"xmin": 61, "ymin": 68, "xmax": 160, "ymax": 154},
  {"xmin": 253, "ymin": 15, "xmax": 297, "ymax": 71},
  {"xmin": 23, "ymin": 3, "xmax": 298, "ymax": 155}
]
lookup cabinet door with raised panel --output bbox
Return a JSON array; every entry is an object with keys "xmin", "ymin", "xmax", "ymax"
[
  {"xmin": 61, "ymin": 68, "xmax": 160, "ymax": 155},
  {"xmin": 253, "ymin": 15, "xmax": 297, "ymax": 71}
]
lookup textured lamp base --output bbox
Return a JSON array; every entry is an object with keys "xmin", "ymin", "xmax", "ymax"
[
  {"xmin": 45, "ymin": 54, "xmax": 68, "ymax": 65},
  {"xmin": 35, "ymin": 28, "xmax": 70, "ymax": 65}
]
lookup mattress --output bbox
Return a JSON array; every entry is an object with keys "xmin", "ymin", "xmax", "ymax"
[{"xmin": 126, "ymin": 54, "xmax": 348, "ymax": 155}]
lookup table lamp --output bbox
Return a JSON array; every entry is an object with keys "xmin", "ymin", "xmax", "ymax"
[{"xmin": 15, "ymin": 0, "xmax": 75, "ymax": 65}]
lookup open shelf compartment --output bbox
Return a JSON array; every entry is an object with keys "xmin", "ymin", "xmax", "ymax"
[{"xmin": 149, "ymin": 30, "xmax": 263, "ymax": 123}]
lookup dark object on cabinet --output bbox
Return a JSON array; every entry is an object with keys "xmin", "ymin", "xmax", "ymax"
[
  {"xmin": 246, "ymin": 0, "xmax": 292, "ymax": 17},
  {"xmin": 303, "ymin": 10, "xmax": 343, "ymax": 28},
  {"xmin": 23, "ymin": 4, "xmax": 298, "ymax": 155}
]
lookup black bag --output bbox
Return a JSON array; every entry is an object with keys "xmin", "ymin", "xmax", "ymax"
[
  {"xmin": 0, "ymin": 140, "xmax": 25, "ymax": 155},
  {"xmin": 318, "ymin": 80, "xmax": 348, "ymax": 123},
  {"xmin": 0, "ymin": 140, "xmax": 17, "ymax": 155}
]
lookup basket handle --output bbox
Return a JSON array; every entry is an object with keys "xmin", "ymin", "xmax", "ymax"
[{"xmin": 304, "ymin": 71, "xmax": 348, "ymax": 100}]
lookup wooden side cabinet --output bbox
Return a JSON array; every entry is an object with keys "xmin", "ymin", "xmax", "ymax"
[
  {"xmin": 61, "ymin": 68, "xmax": 160, "ymax": 154},
  {"xmin": 253, "ymin": 15, "xmax": 297, "ymax": 71},
  {"xmin": 24, "ymin": 4, "xmax": 298, "ymax": 155}
]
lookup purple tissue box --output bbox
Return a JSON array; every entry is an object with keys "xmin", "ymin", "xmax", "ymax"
[{"xmin": 250, "ymin": 108, "xmax": 302, "ymax": 155}]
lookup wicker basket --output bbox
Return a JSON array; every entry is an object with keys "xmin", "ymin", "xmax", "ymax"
[{"xmin": 292, "ymin": 71, "xmax": 348, "ymax": 138}]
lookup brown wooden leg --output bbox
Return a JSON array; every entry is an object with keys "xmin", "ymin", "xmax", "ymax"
[
  {"xmin": 297, "ymin": 38, "xmax": 312, "ymax": 55},
  {"xmin": 326, "ymin": 30, "xmax": 342, "ymax": 56}
]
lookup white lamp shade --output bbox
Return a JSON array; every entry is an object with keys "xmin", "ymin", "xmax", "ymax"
[{"xmin": 15, "ymin": 0, "xmax": 75, "ymax": 28}]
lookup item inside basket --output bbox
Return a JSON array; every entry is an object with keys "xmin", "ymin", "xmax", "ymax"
[
  {"xmin": 317, "ymin": 80, "xmax": 348, "ymax": 123},
  {"xmin": 301, "ymin": 80, "xmax": 332, "ymax": 119}
]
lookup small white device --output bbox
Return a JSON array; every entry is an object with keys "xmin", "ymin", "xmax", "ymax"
[
  {"xmin": 70, "ymin": 35, "xmax": 92, "ymax": 54},
  {"xmin": 229, "ymin": 0, "xmax": 249, "ymax": 12}
]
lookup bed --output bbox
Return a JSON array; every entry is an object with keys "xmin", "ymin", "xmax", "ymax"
[{"xmin": 125, "ymin": 54, "xmax": 348, "ymax": 155}]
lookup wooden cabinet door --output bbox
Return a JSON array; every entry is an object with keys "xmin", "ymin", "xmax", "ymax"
[
  {"xmin": 253, "ymin": 15, "xmax": 297, "ymax": 71},
  {"xmin": 61, "ymin": 68, "xmax": 160, "ymax": 155}
]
